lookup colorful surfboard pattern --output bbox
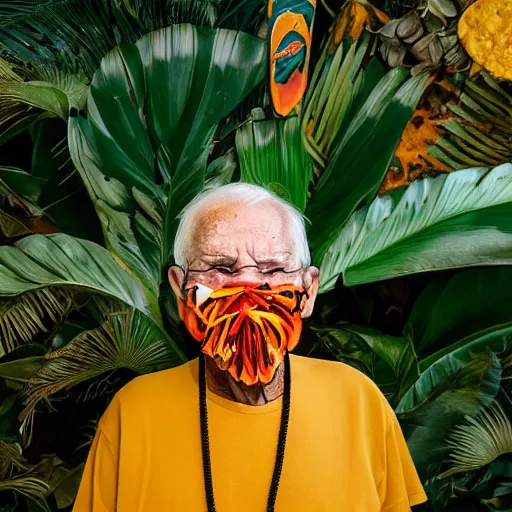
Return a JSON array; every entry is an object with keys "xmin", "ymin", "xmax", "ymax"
[{"xmin": 268, "ymin": 0, "xmax": 316, "ymax": 116}]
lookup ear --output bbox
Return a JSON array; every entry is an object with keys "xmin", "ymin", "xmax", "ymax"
[
  {"xmin": 301, "ymin": 266, "xmax": 319, "ymax": 319},
  {"xmin": 168, "ymin": 265, "xmax": 186, "ymax": 300}
]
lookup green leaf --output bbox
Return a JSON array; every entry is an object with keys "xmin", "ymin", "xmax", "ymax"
[
  {"xmin": 306, "ymin": 69, "xmax": 430, "ymax": 264},
  {"xmin": 302, "ymin": 35, "xmax": 370, "ymax": 167},
  {"xmin": 430, "ymin": 71, "xmax": 512, "ymax": 170},
  {"xmin": 0, "ymin": 210, "xmax": 32, "ymax": 238},
  {"xmin": 48, "ymin": 463, "xmax": 84, "ymax": 509},
  {"xmin": 71, "ymin": 24, "xmax": 267, "ymax": 289},
  {"xmin": 405, "ymin": 267, "xmax": 512, "ymax": 354},
  {"xmin": 396, "ymin": 350, "xmax": 503, "ymax": 480},
  {"xmin": 29, "ymin": 119, "xmax": 102, "ymax": 243},
  {"xmin": 0, "ymin": 356, "xmax": 47, "ymax": 382},
  {"xmin": 439, "ymin": 400, "xmax": 512, "ymax": 478},
  {"xmin": 397, "ymin": 331, "xmax": 509, "ymax": 414},
  {"xmin": 236, "ymin": 117, "xmax": 313, "ymax": 211},
  {"xmin": 419, "ymin": 323, "xmax": 512, "ymax": 374},
  {"xmin": 0, "ymin": 57, "xmax": 88, "ymax": 140},
  {"xmin": 0, "ymin": 234, "xmax": 185, "ymax": 358},
  {"xmin": 204, "ymin": 151, "xmax": 236, "ymax": 188},
  {"xmin": 313, "ymin": 323, "xmax": 419, "ymax": 407},
  {"xmin": 320, "ymin": 163, "xmax": 512, "ymax": 291},
  {"xmin": 0, "ymin": 233, "xmax": 156, "ymax": 315},
  {"xmin": 20, "ymin": 301, "xmax": 181, "ymax": 443},
  {"xmin": 0, "ymin": 167, "xmax": 45, "ymax": 202}
]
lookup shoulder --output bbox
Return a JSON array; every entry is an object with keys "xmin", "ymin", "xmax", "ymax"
[
  {"xmin": 290, "ymin": 354, "xmax": 393, "ymax": 420},
  {"xmin": 116, "ymin": 357, "xmax": 199, "ymax": 402},
  {"xmin": 291, "ymin": 353, "xmax": 384, "ymax": 392},
  {"xmin": 99, "ymin": 358, "xmax": 198, "ymax": 429}
]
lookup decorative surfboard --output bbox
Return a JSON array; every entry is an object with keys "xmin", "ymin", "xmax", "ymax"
[{"xmin": 268, "ymin": 0, "xmax": 316, "ymax": 116}]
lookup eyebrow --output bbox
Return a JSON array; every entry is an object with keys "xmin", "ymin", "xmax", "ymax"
[
  {"xmin": 202, "ymin": 255, "xmax": 238, "ymax": 265},
  {"xmin": 254, "ymin": 253, "xmax": 292, "ymax": 265},
  {"xmin": 201, "ymin": 252, "xmax": 293, "ymax": 266}
]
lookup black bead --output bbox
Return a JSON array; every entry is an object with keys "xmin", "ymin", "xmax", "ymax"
[{"xmin": 199, "ymin": 352, "xmax": 291, "ymax": 512}]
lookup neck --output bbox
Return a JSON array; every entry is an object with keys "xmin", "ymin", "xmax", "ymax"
[{"xmin": 204, "ymin": 356, "xmax": 285, "ymax": 406}]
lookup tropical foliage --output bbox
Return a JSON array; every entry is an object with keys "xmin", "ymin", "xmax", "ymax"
[{"xmin": 0, "ymin": 0, "xmax": 511, "ymax": 510}]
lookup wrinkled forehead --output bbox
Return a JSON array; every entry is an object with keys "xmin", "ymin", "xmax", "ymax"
[{"xmin": 187, "ymin": 200, "xmax": 299, "ymax": 264}]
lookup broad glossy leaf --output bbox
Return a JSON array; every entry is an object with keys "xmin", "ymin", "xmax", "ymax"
[
  {"xmin": 306, "ymin": 69, "xmax": 430, "ymax": 263},
  {"xmin": 236, "ymin": 117, "xmax": 312, "ymax": 211},
  {"xmin": 0, "ymin": 233, "xmax": 162, "ymax": 327},
  {"xmin": 397, "ymin": 350, "xmax": 503, "ymax": 480},
  {"xmin": 313, "ymin": 323, "xmax": 419, "ymax": 407},
  {"xmin": 204, "ymin": 151, "xmax": 236, "ymax": 188},
  {"xmin": 419, "ymin": 322, "xmax": 512, "ymax": 373},
  {"xmin": 0, "ymin": 167, "xmax": 45, "ymax": 202},
  {"xmin": 397, "ymin": 328, "xmax": 509, "ymax": 414},
  {"xmin": 71, "ymin": 24, "xmax": 266, "ymax": 288},
  {"xmin": 29, "ymin": 119, "xmax": 102, "ymax": 243},
  {"xmin": 405, "ymin": 267, "xmax": 512, "ymax": 354},
  {"xmin": 320, "ymin": 163, "xmax": 512, "ymax": 291}
]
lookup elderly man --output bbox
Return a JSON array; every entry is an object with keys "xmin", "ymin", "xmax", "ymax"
[{"xmin": 73, "ymin": 183, "xmax": 427, "ymax": 511}]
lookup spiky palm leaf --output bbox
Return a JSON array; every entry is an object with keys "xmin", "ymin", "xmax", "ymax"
[
  {"xmin": 0, "ymin": 0, "xmax": 221, "ymax": 75},
  {"xmin": 0, "ymin": 288, "xmax": 74, "ymax": 352},
  {"xmin": 430, "ymin": 70, "xmax": 512, "ymax": 169},
  {"xmin": 0, "ymin": 440, "xmax": 50, "ymax": 511},
  {"xmin": 19, "ymin": 301, "xmax": 177, "ymax": 444},
  {"xmin": 439, "ymin": 400, "xmax": 512, "ymax": 478},
  {"xmin": 302, "ymin": 33, "xmax": 370, "ymax": 171}
]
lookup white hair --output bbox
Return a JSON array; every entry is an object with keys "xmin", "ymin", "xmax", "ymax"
[{"xmin": 173, "ymin": 183, "xmax": 311, "ymax": 269}]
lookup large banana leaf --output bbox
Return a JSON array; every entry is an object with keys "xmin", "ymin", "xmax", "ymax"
[
  {"xmin": 320, "ymin": 163, "xmax": 512, "ymax": 291},
  {"xmin": 236, "ymin": 117, "xmax": 313, "ymax": 211},
  {"xmin": 405, "ymin": 267, "xmax": 512, "ymax": 355},
  {"xmin": 0, "ymin": 233, "xmax": 158, "ymax": 317},
  {"xmin": 397, "ymin": 328, "xmax": 510, "ymax": 414},
  {"xmin": 70, "ymin": 24, "xmax": 266, "ymax": 293},
  {"xmin": 305, "ymin": 68, "xmax": 430, "ymax": 263}
]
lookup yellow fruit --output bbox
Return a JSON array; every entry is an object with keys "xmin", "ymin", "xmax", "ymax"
[{"xmin": 458, "ymin": 0, "xmax": 512, "ymax": 80}]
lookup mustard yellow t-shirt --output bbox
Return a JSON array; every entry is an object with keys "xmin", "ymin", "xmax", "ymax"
[{"xmin": 73, "ymin": 354, "xmax": 427, "ymax": 511}]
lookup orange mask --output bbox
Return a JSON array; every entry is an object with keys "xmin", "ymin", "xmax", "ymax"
[{"xmin": 178, "ymin": 283, "xmax": 308, "ymax": 386}]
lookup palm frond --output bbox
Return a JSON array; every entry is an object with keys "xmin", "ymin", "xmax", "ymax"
[
  {"xmin": 0, "ymin": 440, "xmax": 50, "ymax": 511},
  {"xmin": 20, "ymin": 301, "xmax": 177, "ymax": 444},
  {"xmin": 0, "ymin": 57, "xmax": 88, "ymax": 142},
  {"xmin": 0, "ymin": 0, "xmax": 259, "ymax": 77},
  {"xmin": 302, "ymin": 31, "xmax": 370, "ymax": 173},
  {"xmin": 430, "ymin": 70, "xmax": 512, "ymax": 169},
  {"xmin": 0, "ymin": 287, "xmax": 75, "ymax": 353},
  {"xmin": 0, "ymin": 441, "xmax": 28, "ymax": 478},
  {"xmin": 439, "ymin": 400, "xmax": 512, "ymax": 479},
  {"xmin": 0, "ymin": 476, "xmax": 50, "ymax": 510}
]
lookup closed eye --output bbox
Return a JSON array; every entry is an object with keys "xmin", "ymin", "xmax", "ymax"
[{"xmin": 210, "ymin": 266, "xmax": 233, "ymax": 274}]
